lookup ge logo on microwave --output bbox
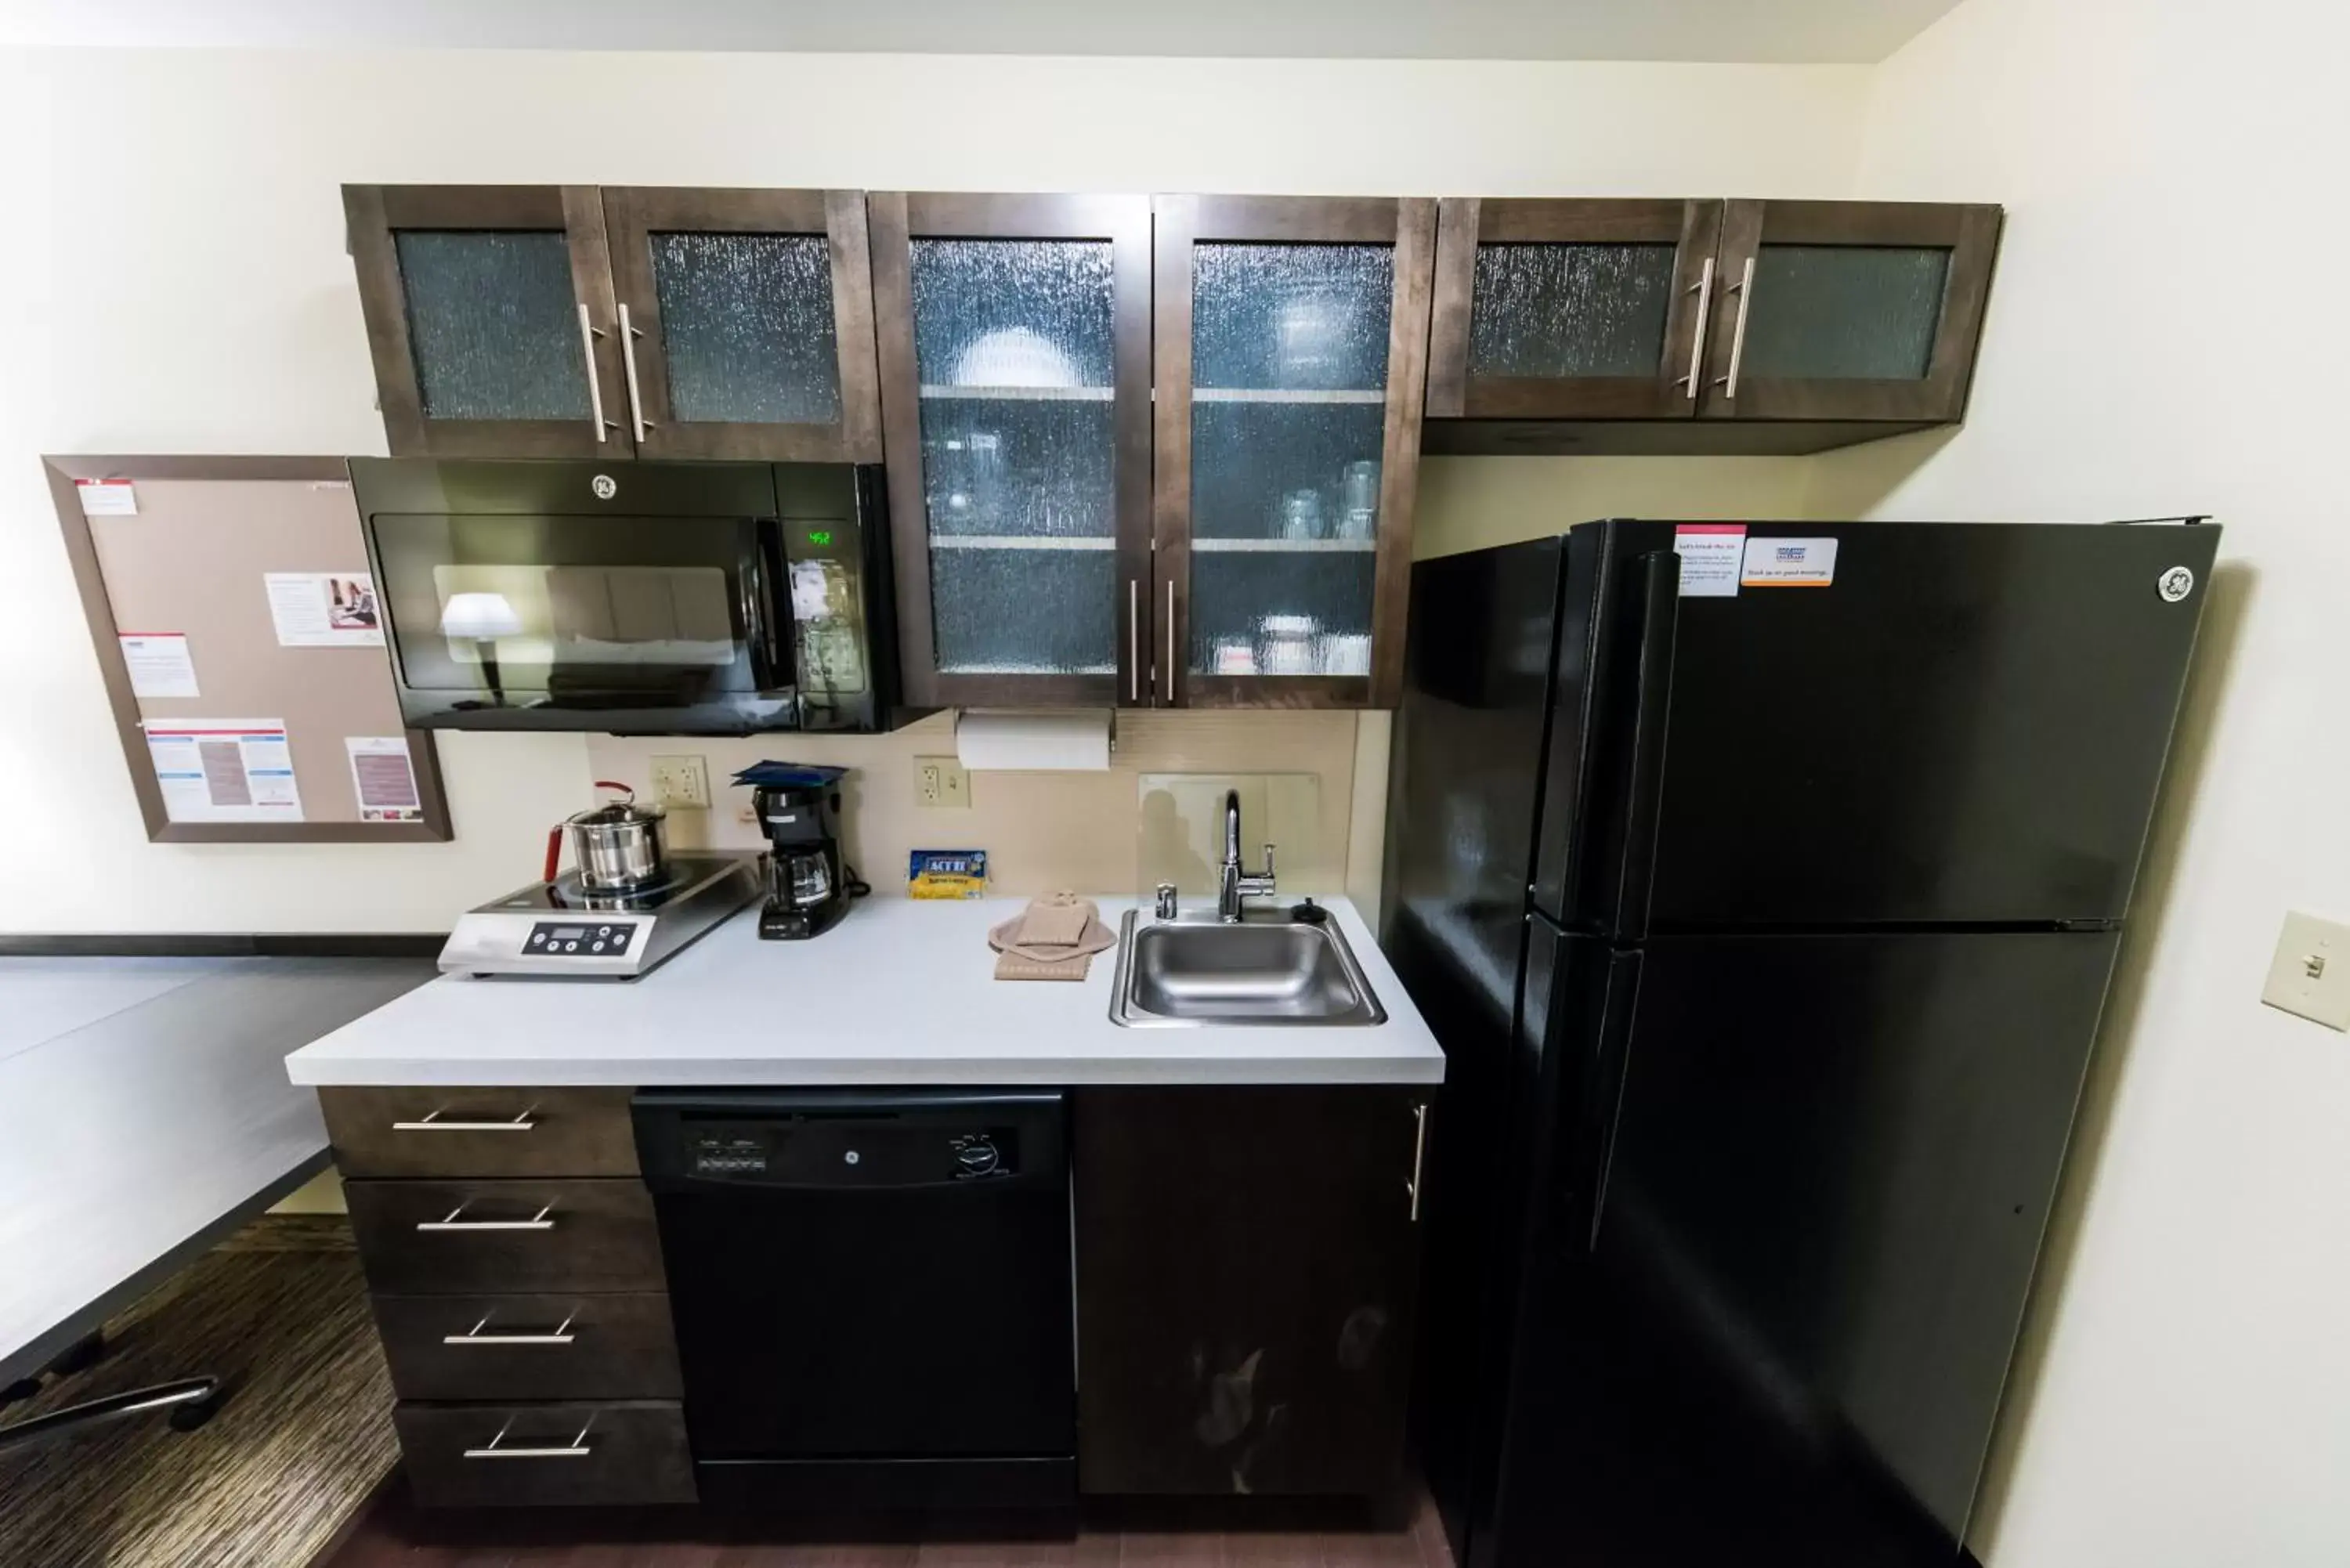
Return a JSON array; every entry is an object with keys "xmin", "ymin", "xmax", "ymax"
[
  {"xmin": 591, "ymin": 474, "xmax": 618, "ymax": 500},
  {"xmin": 2157, "ymin": 565, "xmax": 2195, "ymax": 603}
]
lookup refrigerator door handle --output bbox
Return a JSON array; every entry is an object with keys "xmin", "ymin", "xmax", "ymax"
[
  {"xmin": 1611, "ymin": 550, "xmax": 1682, "ymax": 939},
  {"xmin": 1585, "ymin": 951, "xmax": 1645, "ymax": 1251}
]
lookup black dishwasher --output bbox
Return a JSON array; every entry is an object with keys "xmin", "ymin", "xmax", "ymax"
[{"xmin": 632, "ymin": 1089, "xmax": 1074, "ymax": 1508}]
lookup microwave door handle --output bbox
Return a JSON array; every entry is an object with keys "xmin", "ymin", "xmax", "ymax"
[{"xmin": 747, "ymin": 518, "xmax": 792, "ymax": 692}]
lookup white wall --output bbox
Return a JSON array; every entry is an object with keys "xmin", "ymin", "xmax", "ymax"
[
  {"xmin": 1813, "ymin": 2, "xmax": 2350, "ymax": 1562},
  {"xmin": 0, "ymin": 46, "xmax": 1866, "ymax": 931}
]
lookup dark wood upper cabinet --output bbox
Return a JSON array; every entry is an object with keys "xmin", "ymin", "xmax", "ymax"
[
  {"xmin": 1154, "ymin": 196, "xmax": 1437, "ymax": 710},
  {"xmin": 1427, "ymin": 197, "xmax": 1723, "ymax": 422},
  {"xmin": 1073, "ymin": 1086, "xmax": 1430, "ymax": 1497},
  {"xmin": 1699, "ymin": 198, "xmax": 2002, "ymax": 425},
  {"xmin": 600, "ymin": 188, "xmax": 882, "ymax": 464},
  {"xmin": 869, "ymin": 193, "xmax": 1153, "ymax": 710},
  {"xmin": 1425, "ymin": 197, "xmax": 2002, "ymax": 454},
  {"xmin": 345, "ymin": 185, "xmax": 631, "ymax": 459}
]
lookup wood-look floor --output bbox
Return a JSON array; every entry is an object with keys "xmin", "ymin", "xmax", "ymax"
[{"xmin": 316, "ymin": 1478, "xmax": 1454, "ymax": 1567}]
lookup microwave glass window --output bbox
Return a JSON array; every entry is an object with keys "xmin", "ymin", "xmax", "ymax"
[
  {"xmin": 393, "ymin": 230, "xmax": 593, "ymax": 421},
  {"xmin": 371, "ymin": 511, "xmax": 763, "ymax": 706},
  {"xmin": 651, "ymin": 232, "xmax": 844, "ymax": 425},
  {"xmin": 908, "ymin": 238, "xmax": 1118, "ymax": 677}
]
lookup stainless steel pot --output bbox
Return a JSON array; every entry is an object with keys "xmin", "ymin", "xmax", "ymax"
[{"xmin": 550, "ymin": 781, "xmax": 667, "ymax": 891}]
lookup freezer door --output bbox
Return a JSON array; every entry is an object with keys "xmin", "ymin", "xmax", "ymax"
[
  {"xmin": 1539, "ymin": 518, "xmax": 2219, "ymax": 930},
  {"xmin": 1488, "ymin": 930, "xmax": 2120, "ymax": 1568}
]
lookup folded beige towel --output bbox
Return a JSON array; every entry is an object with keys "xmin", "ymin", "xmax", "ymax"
[{"xmin": 989, "ymin": 892, "xmax": 1116, "ymax": 981}]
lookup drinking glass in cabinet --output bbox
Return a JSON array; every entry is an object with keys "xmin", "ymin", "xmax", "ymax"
[
  {"xmin": 1188, "ymin": 243, "xmax": 1391, "ymax": 676},
  {"xmin": 909, "ymin": 239, "xmax": 1119, "ymax": 676}
]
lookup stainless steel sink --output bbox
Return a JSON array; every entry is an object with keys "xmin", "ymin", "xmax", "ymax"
[{"xmin": 1110, "ymin": 909, "xmax": 1386, "ymax": 1028}]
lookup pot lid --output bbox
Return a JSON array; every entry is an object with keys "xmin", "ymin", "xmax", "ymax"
[{"xmin": 568, "ymin": 782, "xmax": 665, "ymax": 828}]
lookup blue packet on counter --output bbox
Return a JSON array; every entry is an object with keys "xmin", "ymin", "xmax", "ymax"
[
  {"xmin": 732, "ymin": 761, "xmax": 850, "ymax": 789},
  {"xmin": 909, "ymin": 849, "xmax": 989, "ymax": 899}
]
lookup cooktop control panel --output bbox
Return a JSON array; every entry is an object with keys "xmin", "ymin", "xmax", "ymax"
[{"xmin": 523, "ymin": 920, "xmax": 638, "ymax": 957}]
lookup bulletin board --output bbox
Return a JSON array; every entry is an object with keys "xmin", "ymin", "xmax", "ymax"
[{"xmin": 44, "ymin": 455, "xmax": 454, "ymax": 844}]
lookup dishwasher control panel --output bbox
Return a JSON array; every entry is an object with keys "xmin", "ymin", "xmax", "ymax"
[{"xmin": 676, "ymin": 1120, "xmax": 1020, "ymax": 1186}]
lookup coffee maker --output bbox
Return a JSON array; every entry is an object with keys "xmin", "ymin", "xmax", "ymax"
[{"xmin": 754, "ymin": 782, "xmax": 857, "ymax": 939}]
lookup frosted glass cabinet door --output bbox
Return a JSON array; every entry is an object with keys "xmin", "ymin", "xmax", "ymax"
[
  {"xmin": 870, "ymin": 193, "xmax": 1153, "ymax": 708},
  {"xmin": 600, "ymin": 189, "xmax": 883, "ymax": 463},
  {"xmin": 1426, "ymin": 198, "xmax": 1723, "ymax": 422},
  {"xmin": 1155, "ymin": 196, "xmax": 1437, "ymax": 710},
  {"xmin": 345, "ymin": 185, "xmax": 631, "ymax": 459},
  {"xmin": 1700, "ymin": 200, "xmax": 2003, "ymax": 423}
]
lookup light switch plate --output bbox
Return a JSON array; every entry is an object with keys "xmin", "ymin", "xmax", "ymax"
[
  {"xmin": 2261, "ymin": 912, "xmax": 2350, "ymax": 1031},
  {"xmin": 649, "ymin": 754, "xmax": 710, "ymax": 810}
]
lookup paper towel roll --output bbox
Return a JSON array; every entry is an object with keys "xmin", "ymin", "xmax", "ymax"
[{"xmin": 956, "ymin": 709, "xmax": 1112, "ymax": 771}]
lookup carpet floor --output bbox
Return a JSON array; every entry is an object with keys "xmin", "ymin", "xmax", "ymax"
[{"xmin": 0, "ymin": 1215, "xmax": 397, "ymax": 1568}]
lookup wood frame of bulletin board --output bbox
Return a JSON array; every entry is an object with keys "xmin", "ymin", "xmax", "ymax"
[{"xmin": 44, "ymin": 454, "xmax": 454, "ymax": 844}]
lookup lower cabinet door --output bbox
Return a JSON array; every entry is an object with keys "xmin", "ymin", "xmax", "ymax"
[
  {"xmin": 372, "ymin": 1292, "xmax": 682, "ymax": 1402},
  {"xmin": 396, "ymin": 1400, "xmax": 696, "ymax": 1507},
  {"xmin": 1073, "ymin": 1086, "xmax": 1428, "ymax": 1495}
]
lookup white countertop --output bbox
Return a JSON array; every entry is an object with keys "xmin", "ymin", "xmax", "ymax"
[{"xmin": 284, "ymin": 895, "xmax": 1444, "ymax": 1089}]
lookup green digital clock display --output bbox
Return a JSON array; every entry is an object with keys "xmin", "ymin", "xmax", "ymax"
[{"xmin": 807, "ymin": 529, "xmax": 833, "ymax": 547}]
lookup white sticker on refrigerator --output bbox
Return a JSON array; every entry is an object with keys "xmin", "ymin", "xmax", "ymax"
[
  {"xmin": 1672, "ymin": 525, "xmax": 1747, "ymax": 598},
  {"xmin": 1741, "ymin": 537, "xmax": 1839, "ymax": 587}
]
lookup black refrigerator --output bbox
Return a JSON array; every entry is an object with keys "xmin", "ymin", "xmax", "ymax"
[{"xmin": 1382, "ymin": 518, "xmax": 2217, "ymax": 1568}]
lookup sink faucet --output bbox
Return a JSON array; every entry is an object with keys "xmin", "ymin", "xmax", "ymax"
[{"xmin": 1218, "ymin": 789, "xmax": 1277, "ymax": 923}]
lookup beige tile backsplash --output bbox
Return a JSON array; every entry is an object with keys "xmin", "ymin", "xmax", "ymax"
[{"xmin": 586, "ymin": 710, "xmax": 1365, "ymax": 899}]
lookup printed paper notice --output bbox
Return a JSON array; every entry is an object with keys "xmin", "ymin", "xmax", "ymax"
[
  {"xmin": 1672, "ymin": 525, "xmax": 1747, "ymax": 598},
  {"xmin": 265, "ymin": 572, "xmax": 383, "ymax": 646},
  {"xmin": 145, "ymin": 720, "xmax": 304, "ymax": 823},
  {"xmin": 345, "ymin": 735, "xmax": 423, "ymax": 822},
  {"xmin": 118, "ymin": 632, "xmax": 200, "ymax": 698},
  {"xmin": 75, "ymin": 479, "xmax": 137, "ymax": 516},
  {"xmin": 1742, "ymin": 536, "xmax": 1839, "ymax": 588}
]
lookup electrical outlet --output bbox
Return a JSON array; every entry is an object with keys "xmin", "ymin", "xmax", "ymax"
[
  {"xmin": 916, "ymin": 755, "xmax": 971, "ymax": 809},
  {"xmin": 649, "ymin": 754, "xmax": 710, "ymax": 810},
  {"xmin": 2262, "ymin": 912, "xmax": 2350, "ymax": 1031}
]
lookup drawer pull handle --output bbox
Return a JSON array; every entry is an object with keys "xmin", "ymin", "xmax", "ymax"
[
  {"xmin": 464, "ymin": 1417, "xmax": 592, "ymax": 1460},
  {"xmin": 417, "ymin": 1204, "xmax": 555, "ymax": 1234},
  {"xmin": 391, "ymin": 1108, "xmax": 537, "ymax": 1133},
  {"xmin": 445, "ymin": 1314, "xmax": 577, "ymax": 1347}
]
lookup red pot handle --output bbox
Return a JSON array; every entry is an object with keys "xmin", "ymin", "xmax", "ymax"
[
  {"xmin": 592, "ymin": 779, "xmax": 634, "ymax": 800},
  {"xmin": 543, "ymin": 826, "xmax": 563, "ymax": 884}
]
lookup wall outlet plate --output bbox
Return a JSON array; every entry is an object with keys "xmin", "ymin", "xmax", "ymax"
[
  {"xmin": 649, "ymin": 754, "xmax": 710, "ymax": 810},
  {"xmin": 2261, "ymin": 911, "xmax": 2350, "ymax": 1031},
  {"xmin": 916, "ymin": 755, "xmax": 971, "ymax": 810}
]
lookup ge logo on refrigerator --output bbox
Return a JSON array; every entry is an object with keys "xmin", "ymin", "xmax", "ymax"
[
  {"xmin": 591, "ymin": 474, "xmax": 618, "ymax": 500},
  {"xmin": 2157, "ymin": 565, "xmax": 2196, "ymax": 603}
]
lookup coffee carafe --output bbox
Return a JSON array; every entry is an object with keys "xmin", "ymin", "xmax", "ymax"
[{"xmin": 754, "ymin": 781, "xmax": 855, "ymax": 939}]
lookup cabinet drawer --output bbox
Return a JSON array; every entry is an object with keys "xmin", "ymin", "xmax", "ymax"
[
  {"xmin": 347, "ymin": 1180, "xmax": 665, "ymax": 1295},
  {"xmin": 396, "ymin": 1400, "xmax": 695, "ymax": 1507},
  {"xmin": 320, "ymin": 1086, "xmax": 638, "ymax": 1179},
  {"xmin": 373, "ymin": 1292, "xmax": 681, "ymax": 1403}
]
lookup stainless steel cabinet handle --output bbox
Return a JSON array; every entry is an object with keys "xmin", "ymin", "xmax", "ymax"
[
  {"xmin": 417, "ymin": 1204, "xmax": 555, "ymax": 1234},
  {"xmin": 464, "ymin": 1418, "xmax": 592, "ymax": 1460},
  {"xmin": 1407, "ymin": 1100, "xmax": 1428, "ymax": 1222},
  {"xmin": 618, "ymin": 302, "xmax": 651, "ymax": 442},
  {"xmin": 1129, "ymin": 578, "xmax": 1140, "ymax": 703},
  {"xmin": 445, "ymin": 1313, "xmax": 577, "ymax": 1347},
  {"xmin": 1676, "ymin": 255, "xmax": 1715, "ymax": 399},
  {"xmin": 391, "ymin": 1108, "xmax": 537, "ymax": 1133},
  {"xmin": 576, "ymin": 302, "xmax": 612, "ymax": 440},
  {"xmin": 1165, "ymin": 580, "xmax": 1177, "ymax": 703},
  {"xmin": 1712, "ymin": 255, "xmax": 1756, "ymax": 399}
]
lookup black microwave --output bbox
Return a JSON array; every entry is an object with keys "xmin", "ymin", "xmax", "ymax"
[{"xmin": 349, "ymin": 458, "xmax": 898, "ymax": 734}]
